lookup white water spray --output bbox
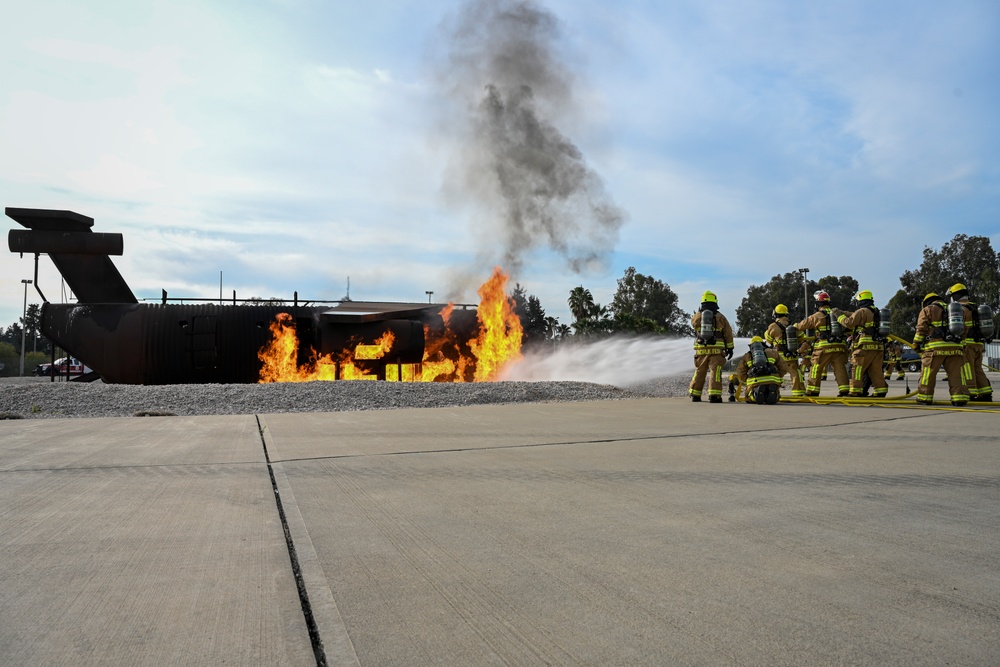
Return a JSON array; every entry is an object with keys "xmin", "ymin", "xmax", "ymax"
[{"xmin": 501, "ymin": 336, "xmax": 753, "ymax": 386}]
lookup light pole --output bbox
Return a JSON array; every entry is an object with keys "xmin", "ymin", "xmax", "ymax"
[
  {"xmin": 799, "ymin": 268, "xmax": 809, "ymax": 318},
  {"xmin": 425, "ymin": 290, "xmax": 434, "ymax": 304},
  {"xmin": 20, "ymin": 279, "xmax": 32, "ymax": 377}
]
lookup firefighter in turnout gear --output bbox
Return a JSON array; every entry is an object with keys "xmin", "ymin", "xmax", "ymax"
[
  {"xmin": 689, "ymin": 291, "xmax": 735, "ymax": 403},
  {"xmin": 765, "ymin": 303, "xmax": 806, "ymax": 397},
  {"xmin": 793, "ymin": 290, "xmax": 850, "ymax": 396},
  {"xmin": 883, "ymin": 340, "xmax": 904, "ymax": 380},
  {"xmin": 735, "ymin": 336, "xmax": 789, "ymax": 404},
  {"xmin": 836, "ymin": 290, "xmax": 888, "ymax": 398},
  {"xmin": 945, "ymin": 283, "xmax": 994, "ymax": 401},
  {"xmin": 913, "ymin": 292, "xmax": 969, "ymax": 406}
]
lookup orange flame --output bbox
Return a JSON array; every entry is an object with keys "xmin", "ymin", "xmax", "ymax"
[
  {"xmin": 258, "ymin": 268, "xmax": 522, "ymax": 383},
  {"xmin": 470, "ymin": 266, "xmax": 523, "ymax": 381}
]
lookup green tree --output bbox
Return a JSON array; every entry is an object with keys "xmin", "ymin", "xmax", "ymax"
[
  {"xmin": 22, "ymin": 303, "xmax": 43, "ymax": 353},
  {"xmin": 567, "ymin": 286, "xmax": 595, "ymax": 322},
  {"xmin": 609, "ymin": 267, "xmax": 692, "ymax": 336},
  {"xmin": 511, "ymin": 283, "xmax": 549, "ymax": 349},
  {"xmin": 735, "ymin": 273, "xmax": 859, "ymax": 337},
  {"xmin": 887, "ymin": 234, "xmax": 1000, "ymax": 342},
  {"xmin": 0, "ymin": 341, "xmax": 17, "ymax": 377}
]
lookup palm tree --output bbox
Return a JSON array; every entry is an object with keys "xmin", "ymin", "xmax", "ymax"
[
  {"xmin": 567, "ymin": 286, "xmax": 594, "ymax": 322},
  {"xmin": 543, "ymin": 316, "xmax": 560, "ymax": 340},
  {"xmin": 556, "ymin": 324, "xmax": 572, "ymax": 339}
]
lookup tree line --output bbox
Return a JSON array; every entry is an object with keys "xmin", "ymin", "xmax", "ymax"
[
  {"xmin": 2, "ymin": 234, "xmax": 996, "ymax": 374},
  {"xmin": 515, "ymin": 234, "xmax": 999, "ymax": 349}
]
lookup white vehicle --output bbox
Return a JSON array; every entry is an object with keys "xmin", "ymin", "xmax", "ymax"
[{"xmin": 49, "ymin": 357, "xmax": 93, "ymax": 376}]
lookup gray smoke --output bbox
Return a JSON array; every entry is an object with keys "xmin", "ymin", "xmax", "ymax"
[{"xmin": 434, "ymin": 0, "xmax": 626, "ymax": 281}]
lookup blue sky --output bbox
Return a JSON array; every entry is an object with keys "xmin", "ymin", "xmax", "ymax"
[{"xmin": 2, "ymin": 0, "xmax": 998, "ymax": 332}]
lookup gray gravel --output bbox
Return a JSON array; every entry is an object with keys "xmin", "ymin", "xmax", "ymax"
[{"xmin": 0, "ymin": 375, "xmax": 691, "ymax": 419}]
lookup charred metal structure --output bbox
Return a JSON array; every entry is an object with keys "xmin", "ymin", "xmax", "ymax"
[{"xmin": 7, "ymin": 207, "xmax": 476, "ymax": 384}]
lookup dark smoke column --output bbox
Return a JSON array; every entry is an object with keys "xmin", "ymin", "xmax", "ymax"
[{"xmin": 435, "ymin": 0, "xmax": 626, "ymax": 277}]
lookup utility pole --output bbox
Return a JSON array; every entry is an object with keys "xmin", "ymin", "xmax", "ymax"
[
  {"xmin": 20, "ymin": 279, "xmax": 32, "ymax": 377},
  {"xmin": 799, "ymin": 268, "xmax": 810, "ymax": 319}
]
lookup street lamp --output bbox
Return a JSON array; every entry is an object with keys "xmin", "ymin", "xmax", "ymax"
[
  {"xmin": 20, "ymin": 279, "xmax": 32, "ymax": 377},
  {"xmin": 799, "ymin": 268, "xmax": 809, "ymax": 318},
  {"xmin": 425, "ymin": 290, "xmax": 434, "ymax": 304}
]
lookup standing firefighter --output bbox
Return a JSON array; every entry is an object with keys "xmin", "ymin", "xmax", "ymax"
[
  {"xmin": 793, "ymin": 290, "xmax": 850, "ymax": 396},
  {"xmin": 836, "ymin": 290, "xmax": 889, "ymax": 398},
  {"xmin": 689, "ymin": 291, "xmax": 735, "ymax": 403},
  {"xmin": 913, "ymin": 292, "xmax": 969, "ymax": 406},
  {"xmin": 945, "ymin": 283, "xmax": 994, "ymax": 401},
  {"xmin": 735, "ymin": 336, "xmax": 789, "ymax": 404},
  {"xmin": 765, "ymin": 303, "xmax": 806, "ymax": 397},
  {"xmin": 883, "ymin": 339, "xmax": 905, "ymax": 381}
]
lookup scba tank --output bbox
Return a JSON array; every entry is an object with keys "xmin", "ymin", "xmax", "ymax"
[
  {"xmin": 978, "ymin": 304, "xmax": 995, "ymax": 340},
  {"xmin": 784, "ymin": 324, "xmax": 797, "ymax": 352},
  {"xmin": 878, "ymin": 307, "xmax": 891, "ymax": 339},
  {"xmin": 948, "ymin": 301, "xmax": 965, "ymax": 338},
  {"xmin": 699, "ymin": 309, "xmax": 715, "ymax": 342},
  {"xmin": 750, "ymin": 340, "xmax": 768, "ymax": 369}
]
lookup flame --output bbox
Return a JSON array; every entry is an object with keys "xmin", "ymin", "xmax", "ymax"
[
  {"xmin": 470, "ymin": 266, "xmax": 523, "ymax": 381},
  {"xmin": 258, "ymin": 267, "xmax": 522, "ymax": 383}
]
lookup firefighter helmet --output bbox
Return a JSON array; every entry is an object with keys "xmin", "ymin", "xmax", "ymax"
[
  {"xmin": 773, "ymin": 304, "xmax": 789, "ymax": 318},
  {"xmin": 813, "ymin": 290, "xmax": 831, "ymax": 303},
  {"xmin": 945, "ymin": 283, "xmax": 969, "ymax": 301},
  {"xmin": 701, "ymin": 290, "xmax": 718, "ymax": 304},
  {"xmin": 922, "ymin": 292, "xmax": 940, "ymax": 308},
  {"xmin": 856, "ymin": 290, "xmax": 873, "ymax": 302},
  {"xmin": 750, "ymin": 335, "xmax": 765, "ymax": 345}
]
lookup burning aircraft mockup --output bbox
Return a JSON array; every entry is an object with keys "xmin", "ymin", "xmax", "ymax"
[{"xmin": 6, "ymin": 207, "xmax": 522, "ymax": 384}]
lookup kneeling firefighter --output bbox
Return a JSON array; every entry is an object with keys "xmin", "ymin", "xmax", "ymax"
[
  {"xmin": 765, "ymin": 303, "xmax": 806, "ymax": 397},
  {"xmin": 689, "ymin": 291, "xmax": 735, "ymax": 403},
  {"xmin": 835, "ymin": 290, "xmax": 890, "ymax": 398},
  {"xmin": 735, "ymin": 337, "xmax": 788, "ymax": 404}
]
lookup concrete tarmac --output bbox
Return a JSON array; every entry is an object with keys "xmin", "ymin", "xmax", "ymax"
[{"xmin": 2, "ymin": 396, "xmax": 998, "ymax": 666}]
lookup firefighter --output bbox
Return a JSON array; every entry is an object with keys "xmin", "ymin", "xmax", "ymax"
[
  {"xmin": 764, "ymin": 303, "xmax": 806, "ymax": 397},
  {"xmin": 945, "ymin": 283, "xmax": 993, "ymax": 402},
  {"xmin": 883, "ymin": 340, "xmax": 904, "ymax": 381},
  {"xmin": 689, "ymin": 290, "xmax": 735, "ymax": 403},
  {"xmin": 734, "ymin": 336, "xmax": 788, "ymax": 404},
  {"xmin": 793, "ymin": 290, "xmax": 850, "ymax": 396},
  {"xmin": 913, "ymin": 292, "xmax": 969, "ymax": 406},
  {"xmin": 836, "ymin": 290, "xmax": 888, "ymax": 398}
]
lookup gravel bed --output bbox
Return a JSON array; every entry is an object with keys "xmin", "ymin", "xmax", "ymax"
[{"xmin": 0, "ymin": 375, "xmax": 691, "ymax": 420}]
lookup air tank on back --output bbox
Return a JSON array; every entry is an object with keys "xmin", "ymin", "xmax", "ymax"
[
  {"xmin": 750, "ymin": 339, "xmax": 767, "ymax": 368},
  {"xmin": 878, "ymin": 307, "xmax": 892, "ymax": 339},
  {"xmin": 784, "ymin": 324, "xmax": 797, "ymax": 353},
  {"xmin": 978, "ymin": 304, "xmax": 995, "ymax": 340},
  {"xmin": 699, "ymin": 309, "xmax": 715, "ymax": 342},
  {"xmin": 948, "ymin": 301, "xmax": 965, "ymax": 338}
]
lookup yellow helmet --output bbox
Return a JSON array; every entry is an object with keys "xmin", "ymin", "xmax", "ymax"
[
  {"xmin": 773, "ymin": 304, "xmax": 788, "ymax": 316},
  {"xmin": 701, "ymin": 290, "xmax": 717, "ymax": 304},
  {"xmin": 856, "ymin": 290, "xmax": 873, "ymax": 302},
  {"xmin": 945, "ymin": 283, "xmax": 968, "ymax": 300},
  {"xmin": 750, "ymin": 336, "xmax": 764, "ymax": 345},
  {"xmin": 922, "ymin": 292, "xmax": 940, "ymax": 307}
]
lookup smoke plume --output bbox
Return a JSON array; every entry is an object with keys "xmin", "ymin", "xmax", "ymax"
[{"xmin": 434, "ymin": 0, "xmax": 626, "ymax": 282}]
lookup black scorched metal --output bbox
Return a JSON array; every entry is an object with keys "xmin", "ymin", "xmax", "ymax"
[{"xmin": 7, "ymin": 207, "xmax": 473, "ymax": 384}]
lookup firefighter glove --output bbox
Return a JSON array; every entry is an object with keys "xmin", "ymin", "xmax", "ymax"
[{"xmin": 724, "ymin": 348, "xmax": 733, "ymax": 360}]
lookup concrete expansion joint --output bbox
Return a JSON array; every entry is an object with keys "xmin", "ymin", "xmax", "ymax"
[{"xmin": 256, "ymin": 414, "xmax": 329, "ymax": 667}]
